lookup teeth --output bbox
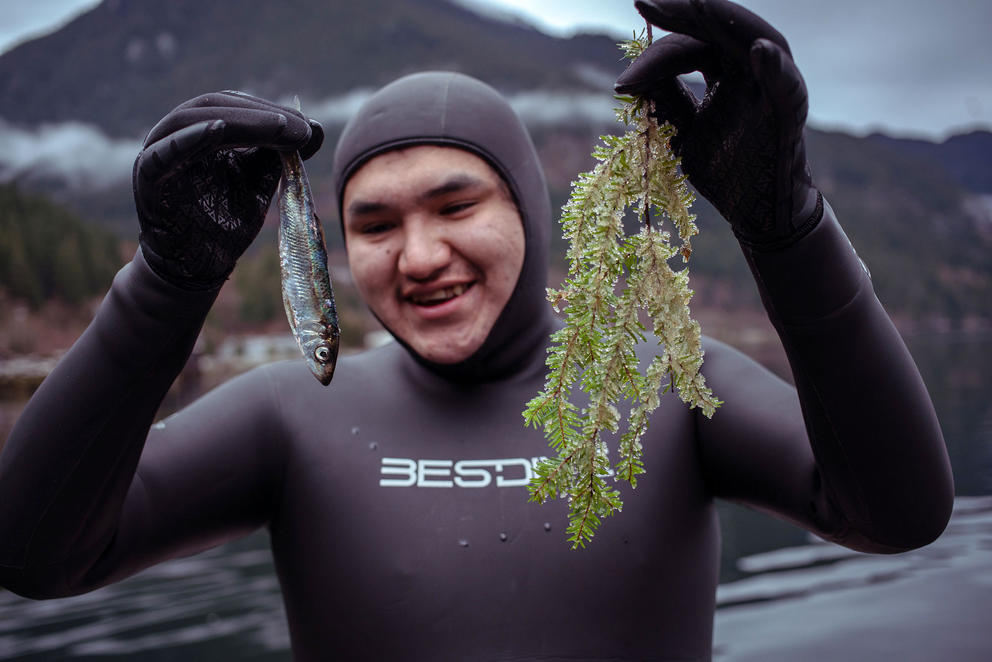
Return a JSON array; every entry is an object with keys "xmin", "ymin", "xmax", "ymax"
[{"xmin": 412, "ymin": 284, "xmax": 468, "ymax": 305}]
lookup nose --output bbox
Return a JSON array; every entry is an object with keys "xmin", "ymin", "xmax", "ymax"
[{"xmin": 397, "ymin": 220, "xmax": 451, "ymax": 281}]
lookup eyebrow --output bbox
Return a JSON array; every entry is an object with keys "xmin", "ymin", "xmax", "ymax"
[
  {"xmin": 346, "ymin": 199, "xmax": 389, "ymax": 218},
  {"xmin": 421, "ymin": 174, "xmax": 485, "ymax": 201},
  {"xmin": 345, "ymin": 173, "xmax": 487, "ymax": 218}
]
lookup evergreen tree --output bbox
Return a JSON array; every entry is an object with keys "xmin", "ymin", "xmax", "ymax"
[{"xmin": 0, "ymin": 183, "xmax": 121, "ymax": 306}]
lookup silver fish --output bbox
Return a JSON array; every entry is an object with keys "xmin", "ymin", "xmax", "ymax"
[{"xmin": 277, "ymin": 120, "xmax": 339, "ymax": 385}]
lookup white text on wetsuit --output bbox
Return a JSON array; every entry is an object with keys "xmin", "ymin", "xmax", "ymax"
[{"xmin": 379, "ymin": 457, "xmax": 546, "ymax": 488}]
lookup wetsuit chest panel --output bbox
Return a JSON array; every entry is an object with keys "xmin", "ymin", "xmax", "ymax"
[{"xmin": 263, "ymin": 349, "xmax": 720, "ymax": 660}]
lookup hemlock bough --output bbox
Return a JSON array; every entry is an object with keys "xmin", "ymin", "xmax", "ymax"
[{"xmin": 523, "ymin": 33, "xmax": 721, "ymax": 548}]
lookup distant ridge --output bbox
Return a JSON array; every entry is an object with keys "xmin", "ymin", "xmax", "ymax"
[
  {"xmin": 0, "ymin": 0, "xmax": 625, "ymax": 137},
  {"xmin": 867, "ymin": 131, "xmax": 992, "ymax": 194}
]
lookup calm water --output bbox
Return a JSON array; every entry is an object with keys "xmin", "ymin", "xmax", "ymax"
[
  {"xmin": 0, "ymin": 332, "xmax": 989, "ymax": 660},
  {"xmin": 718, "ymin": 331, "xmax": 992, "ymax": 580},
  {"xmin": 905, "ymin": 331, "xmax": 992, "ymax": 496}
]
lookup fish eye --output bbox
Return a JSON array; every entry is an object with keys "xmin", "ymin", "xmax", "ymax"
[{"xmin": 314, "ymin": 346, "xmax": 331, "ymax": 362}]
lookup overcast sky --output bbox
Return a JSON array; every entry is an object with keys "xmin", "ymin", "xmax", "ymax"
[{"xmin": 2, "ymin": 0, "xmax": 990, "ymax": 140}]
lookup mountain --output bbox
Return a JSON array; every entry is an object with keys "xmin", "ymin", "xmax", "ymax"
[
  {"xmin": 866, "ymin": 131, "xmax": 992, "ymax": 194},
  {"xmin": 806, "ymin": 129, "xmax": 990, "ymax": 321},
  {"xmin": 659, "ymin": 126, "xmax": 992, "ymax": 323},
  {"xmin": 0, "ymin": 0, "xmax": 625, "ymax": 138},
  {"xmin": 0, "ymin": 0, "xmax": 988, "ymax": 328}
]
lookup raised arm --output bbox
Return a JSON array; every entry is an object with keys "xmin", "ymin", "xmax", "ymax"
[
  {"xmin": 617, "ymin": 0, "xmax": 953, "ymax": 552},
  {"xmin": 0, "ymin": 93, "xmax": 321, "ymax": 596}
]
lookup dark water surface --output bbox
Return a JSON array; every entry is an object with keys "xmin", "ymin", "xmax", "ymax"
[
  {"xmin": 1, "ymin": 332, "xmax": 989, "ymax": 660},
  {"xmin": 717, "ymin": 331, "xmax": 992, "ymax": 581},
  {"xmin": 906, "ymin": 331, "xmax": 992, "ymax": 496},
  {"xmin": 714, "ymin": 496, "xmax": 992, "ymax": 661}
]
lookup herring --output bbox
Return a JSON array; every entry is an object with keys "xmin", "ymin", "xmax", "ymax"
[{"xmin": 277, "ymin": 102, "xmax": 339, "ymax": 385}]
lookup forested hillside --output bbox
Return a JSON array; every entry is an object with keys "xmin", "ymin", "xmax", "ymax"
[{"xmin": 0, "ymin": 184, "xmax": 122, "ymax": 307}]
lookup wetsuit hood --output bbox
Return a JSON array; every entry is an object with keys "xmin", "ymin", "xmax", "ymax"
[{"xmin": 332, "ymin": 71, "xmax": 554, "ymax": 382}]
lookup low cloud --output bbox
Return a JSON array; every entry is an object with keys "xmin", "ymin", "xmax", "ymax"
[
  {"xmin": 289, "ymin": 89, "xmax": 375, "ymax": 127},
  {"xmin": 0, "ymin": 119, "xmax": 139, "ymax": 190},
  {"xmin": 296, "ymin": 87, "xmax": 618, "ymax": 129},
  {"xmin": 0, "ymin": 88, "xmax": 617, "ymax": 192},
  {"xmin": 508, "ymin": 90, "xmax": 616, "ymax": 127}
]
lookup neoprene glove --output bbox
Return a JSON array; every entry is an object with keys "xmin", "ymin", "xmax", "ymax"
[
  {"xmin": 133, "ymin": 91, "xmax": 324, "ymax": 290},
  {"xmin": 615, "ymin": 0, "xmax": 822, "ymax": 250}
]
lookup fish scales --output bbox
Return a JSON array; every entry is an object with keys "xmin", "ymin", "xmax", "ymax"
[{"xmin": 278, "ymin": 148, "xmax": 340, "ymax": 385}]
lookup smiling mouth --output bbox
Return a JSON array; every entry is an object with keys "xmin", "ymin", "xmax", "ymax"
[{"xmin": 408, "ymin": 283, "xmax": 473, "ymax": 306}]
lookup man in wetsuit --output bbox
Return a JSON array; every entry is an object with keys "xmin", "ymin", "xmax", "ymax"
[{"xmin": 0, "ymin": 1, "xmax": 953, "ymax": 660}]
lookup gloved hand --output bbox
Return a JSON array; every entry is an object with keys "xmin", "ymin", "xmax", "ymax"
[
  {"xmin": 133, "ymin": 91, "xmax": 323, "ymax": 290},
  {"xmin": 616, "ymin": 0, "xmax": 822, "ymax": 250}
]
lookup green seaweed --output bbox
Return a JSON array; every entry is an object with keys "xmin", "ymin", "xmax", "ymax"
[{"xmin": 523, "ymin": 32, "xmax": 721, "ymax": 548}]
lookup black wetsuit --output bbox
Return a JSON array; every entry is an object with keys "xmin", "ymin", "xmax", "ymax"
[{"xmin": 0, "ymin": 71, "xmax": 953, "ymax": 661}]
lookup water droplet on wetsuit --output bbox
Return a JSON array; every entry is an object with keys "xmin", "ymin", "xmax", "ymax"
[
  {"xmin": 368, "ymin": 441, "xmax": 378, "ymax": 451},
  {"xmin": 351, "ymin": 426, "xmax": 360, "ymax": 435},
  {"xmin": 543, "ymin": 522, "xmax": 551, "ymax": 532},
  {"xmin": 458, "ymin": 539, "xmax": 470, "ymax": 548},
  {"xmin": 499, "ymin": 532, "xmax": 508, "ymax": 542}
]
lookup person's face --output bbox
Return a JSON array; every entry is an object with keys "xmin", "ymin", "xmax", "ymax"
[{"xmin": 342, "ymin": 145, "xmax": 525, "ymax": 364}]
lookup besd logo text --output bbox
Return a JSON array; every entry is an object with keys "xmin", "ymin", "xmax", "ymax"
[{"xmin": 379, "ymin": 457, "xmax": 547, "ymax": 488}]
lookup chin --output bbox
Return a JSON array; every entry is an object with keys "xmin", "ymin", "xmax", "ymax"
[
  {"xmin": 412, "ymin": 335, "xmax": 483, "ymax": 365},
  {"xmin": 415, "ymin": 346, "xmax": 475, "ymax": 365}
]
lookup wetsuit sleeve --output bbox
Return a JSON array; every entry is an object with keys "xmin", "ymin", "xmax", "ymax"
[
  {"xmin": 696, "ymin": 199, "xmax": 954, "ymax": 553},
  {"xmin": 0, "ymin": 250, "xmax": 283, "ymax": 598}
]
